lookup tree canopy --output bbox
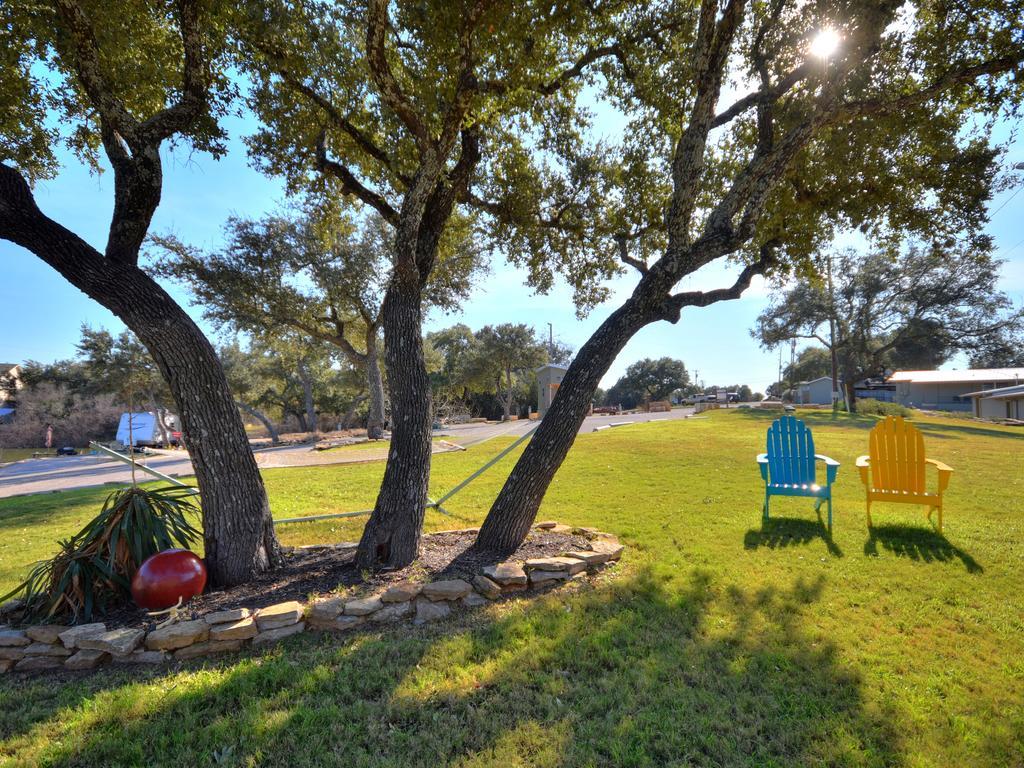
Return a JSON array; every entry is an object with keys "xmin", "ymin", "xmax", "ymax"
[
  {"xmin": 474, "ymin": 0, "xmax": 1024, "ymax": 554},
  {"xmin": 606, "ymin": 357, "xmax": 690, "ymax": 408}
]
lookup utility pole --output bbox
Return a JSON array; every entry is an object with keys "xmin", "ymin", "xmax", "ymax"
[
  {"xmin": 547, "ymin": 322, "xmax": 554, "ymax": 360},
  {"xmin": 777, "ymin": 348, "xmax": 783, "ymax": 399},
  {"xmin": 826, "ymin": 253, "xmax": 841, "ymax": 415}
]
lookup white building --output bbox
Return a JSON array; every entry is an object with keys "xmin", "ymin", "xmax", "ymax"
[
  {"xmin": 536, "ymin": 364, "xmax": 569, "ymax": 417},
  {"xmin": 888, "ymin": 368, "xmax": 1024, "ymax": 411},
  {"xmin": 962, "ymin": 383, "xmax": 1024, "ymax": 421}
]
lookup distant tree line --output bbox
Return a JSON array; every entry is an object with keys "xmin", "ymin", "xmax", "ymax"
[
  {"xmin": 755, "ymin": 246, "xmax": 1024, "ymax": 408},
  {"xmin": 597, "ymin": 357, "xmax": 758, "ymax": 409}
]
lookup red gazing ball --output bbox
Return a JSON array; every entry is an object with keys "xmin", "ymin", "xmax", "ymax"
[{"xmin": 130, "ymin": 549, "xmax": 207, "ymax": 610}]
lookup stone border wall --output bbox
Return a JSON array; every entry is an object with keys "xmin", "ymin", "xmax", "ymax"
[{"xmin": 0, "ymin": 524, "xmax": 623, "ymax": 675}]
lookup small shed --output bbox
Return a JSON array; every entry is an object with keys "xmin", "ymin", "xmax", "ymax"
[
  {"xmin": 962, "ymin": 384, "xmax": 1024, "ymax": 421},
  {"xmin": 536, "ymin": 364, "xmax": 569, "ymax": 418},
  {"xmin": 796, "ymin": 377, "xmax": 835, "ymax": 405}
]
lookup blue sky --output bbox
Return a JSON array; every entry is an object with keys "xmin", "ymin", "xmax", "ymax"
[{"xmin": 2, "ymin": 112, "xmax": 1022, "ymax": 393}]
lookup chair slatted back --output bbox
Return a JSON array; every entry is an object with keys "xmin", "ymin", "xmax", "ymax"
[
  {"xmin": 868, "ymin": 416, "xmax": 926, "ymax": 493},
  {"xmin": 766, "ymin": 416, "xmax": 816, "ymax": 486}
]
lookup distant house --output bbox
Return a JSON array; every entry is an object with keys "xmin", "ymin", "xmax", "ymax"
[
  {"xmin": 962, "ymin": 383, "xmax": 1024, "ymax": 421},
  {"xmin": 795, "ymin": 376, "xmax": 835, "ymax": 405},
  {"xmin": 888, "ymin": 368, "xmax": 1024, "ymax": 411},
  {"xmin": 0, "ymin": 363, "xmax": 21, "ymax": 408}
]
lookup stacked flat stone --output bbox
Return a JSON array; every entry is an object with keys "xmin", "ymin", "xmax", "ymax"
[{"xmin": 1, "ymin": 523, "xmax": 623, "ymax": 676}]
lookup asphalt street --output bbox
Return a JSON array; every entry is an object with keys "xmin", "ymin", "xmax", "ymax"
[{"xmin": 0, "ymin": 406, "xmax": 701, "ymax": 497}]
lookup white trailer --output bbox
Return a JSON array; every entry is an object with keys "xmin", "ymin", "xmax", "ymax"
[{"xmin": 116, "ymin": 411, "xmax": 180, "ymax": 448}]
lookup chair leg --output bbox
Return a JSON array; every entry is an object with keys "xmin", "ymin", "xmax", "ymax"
[
  {"xmin": 865, "ymin": 499, "xmax": 873, "ymax": 529},
  {"xmin": 827, "ymin": 496, "xmax": 833, "ymax": 530},
  {"xmin": 936, "ymin": 503, "xmax": 943, "ymax": 533},
  {"xmin": 763, "ymin": 492, "xmax": 770, "ymax": 521}
]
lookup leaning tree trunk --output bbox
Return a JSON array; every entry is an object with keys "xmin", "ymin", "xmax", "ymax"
[
  {"xmin": 364, "ymin": 334, "xmax": 386, "ymax": 440},
  {"xmin": 844, "ymin": 379, "xmax": 859, "ymax": 413},
  {"xmin": 340, "ymin": 394, "xmax": 368, "ymax": 430},
  {"xmin": 296, "ymin": 360, "xmax": 318, "ymax": 434},
  {"xmin": 147, "ymin": 394, "xmax": 171, "ymax": 447},
  {"xmin": 0, "ymin": 166, "xmax": 280, "ymax": 586},
  {"xmin": 475, "ymin": 299, "xmax": 650, "ymax": 554},
  {"xmin": 130, "ymin": 304, "xmax": 281, "ymax": 585},
  {"xmin": 355, "ymin": 272, "xmax": 433, "ymax": 569},
  {"xmin": 503, "ymin": 368, "xmax": 514, "ymax": 421},
  {"xmin": 237, "ymin": 401, "xmax": 280, "ymax": 445}
]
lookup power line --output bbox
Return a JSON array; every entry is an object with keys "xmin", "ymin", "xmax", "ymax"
[
  {"xmin": 990, "ymin": 185, "xmax": 1023, "ymax": 217},
  {"xmin": 999, "ymin": 233, "xmax": 1024, "ymax": 256}
]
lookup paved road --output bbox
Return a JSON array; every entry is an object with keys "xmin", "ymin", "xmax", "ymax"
[
  {"xmin": 0, "ymin": 451, "xmax": 196, "ymax": 499},
  {"xmin": 0, "ymin": 407, "xmax": 701, "ymax": 498},
  {"xmin": 436, "ymin": 406, "xmax": 698, "ymax": 446}
]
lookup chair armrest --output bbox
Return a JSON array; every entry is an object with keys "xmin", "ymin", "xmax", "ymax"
[
  {"xmin": 756, "ymin": 453, "xmax": 769, "ymax": 481},
  {"xmin": 925, "ymin": 457, "xmax": 954, "ymax": 493},
  {"xmin": 855, "ymin": 455, "xmax": 870, "ymax": 486},
  {"xmin": 815, "ymin": 454, "xmax": 839, "ymax": 485}
]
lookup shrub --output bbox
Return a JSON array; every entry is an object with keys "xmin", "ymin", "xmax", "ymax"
[
  {"xmin": 0, "ymin": 382, "xmax": 121, "ymax": 448},
  {"xmin": 1, "ymin": 486, "xmax": 201, "ymax": 622},
  {"xmin": 855, "ymin": 398, "xmax": 913, "ymax": 417}
]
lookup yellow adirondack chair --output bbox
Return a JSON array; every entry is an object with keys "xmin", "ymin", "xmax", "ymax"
[{"xmin": 856, "ymin": 416, "xmax": 953, "ymax": 531}]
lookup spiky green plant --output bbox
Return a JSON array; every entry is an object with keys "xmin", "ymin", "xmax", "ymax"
[{"xmin": 1, "ymin": 486, "xmax": 201, "ymax": 622}]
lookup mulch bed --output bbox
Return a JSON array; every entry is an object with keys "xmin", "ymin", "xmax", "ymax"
[{"xmin": 34, "ymin": 529, "xmax": 591, "ymax": 632}]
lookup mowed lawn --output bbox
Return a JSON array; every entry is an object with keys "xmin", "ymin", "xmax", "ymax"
[{"xmin": 1, "ymin": 409, "xmax": 1022, "ymax": 767}]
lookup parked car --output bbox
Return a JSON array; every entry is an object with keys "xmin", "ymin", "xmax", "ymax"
[{"xmin": 56, "ymin": 446, "xmax": 78, "ymax": 456}]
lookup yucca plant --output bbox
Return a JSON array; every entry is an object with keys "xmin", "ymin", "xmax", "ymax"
[{"xmin": 1, "ymin": 486, "xmax": 202, "ymax": 622}]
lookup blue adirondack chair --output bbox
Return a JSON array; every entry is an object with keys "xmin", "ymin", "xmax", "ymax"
[{"xmin": 756, "ymin": 415, "xmax": 840, "ymax": 528}]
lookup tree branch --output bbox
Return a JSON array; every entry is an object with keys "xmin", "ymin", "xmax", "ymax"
[
  {"xmin": 138, "ymin": 0, "xmax": 209, "ymax": 143},
  {"xmin": 54, "ymin": 0, "xmax": 139, "ymax": 143},
  {"xmin": 835, "ymin": 55, "xmax": 1024, "ymax": 121},
  {"xmin": 658, "ymin": 238, "xmax": 779, "ymax": 322},
  {"xmin": 366, "ymin": 0, "xmax": 433, "ymax": 152},
  {"xmin": 316, "ymin": 130, "xmax": 400, "ymax": 225},
  {"xmin": 615, "ymin": 233, "xmax": 648, "ymax": 274}
]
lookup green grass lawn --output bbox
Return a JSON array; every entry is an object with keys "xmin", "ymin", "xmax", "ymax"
[
  {"xmin": 1, "ymin": 409, "xmax": 1022, "ymax": 767},
  {"xmin": 0, "ymin": 448, "xmax": 50, "ymax": 465}
]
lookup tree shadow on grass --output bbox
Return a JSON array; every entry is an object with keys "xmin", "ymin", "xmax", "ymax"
[
  {"xmin": 744, "ymin": 514, "xmax": 843, "ymax": 557},
  {"xmin": 731, "ymin": 408, "xmax": 879, "ymax": 431},
  {"xmin": 912, "ymin": 421, "xmax": 1024, "ymax": 442},
  {"xmin": 864, "ymin": 523, "xmax": 983, "ymax": 573},
  {"xmin": 0, "ymin": 567, "xmax": 904, "ymax": 767},
  {"xmin": 730, "ymin": 406, "xmax": 1024, "ymax": 442}
]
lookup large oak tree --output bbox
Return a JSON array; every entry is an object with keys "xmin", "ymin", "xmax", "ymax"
[
  {"xmin": 154, "ymin": 210, "xmax": 480, "ymax": 440},
  {"xmin": 237, "ymin": 0, "xmax": 628, "ymax": 568},
  {"xmin": 472, "ymin": 0, "xmax": 1024, "ymax": 554},
  {"xmin": 0, "ymin": 0, "xmax": 280, "ymax": 585}
]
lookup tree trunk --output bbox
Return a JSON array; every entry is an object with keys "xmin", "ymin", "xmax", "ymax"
[
  {"xmin": 237, "ymin": 401, "xmax": 280, "ymax": 445},
  {"xmin": 340, "ymin": 394, "xmax": 368, "ymax": 430},
  {"xmin": 355, "ymin": 273, "xmax": 432, "ymax": 569},
  {"xmin": 365, "ymin": 333, "xmax": 386, "ymax": 439},
  {"xmin": 147, "ymin": 393, "xmax": 171, "ymax": 447},
  {"xmin": 296, "ymin": 359, "xmax": 318, "ymax": 433},
  {"xmin": 0, "ymin": 165, "xmax": 280, "ymax": 586},
  {"xmin": 844, "ymin": 379, "xmax": 858, "ymax": 413},
  {"xmin": 474, "ymin": 300, "xmax": 650, "ymax": 554},
  {"xmin": 503, "ymin": 367, "xmax": 513, "ymax": 421}
]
